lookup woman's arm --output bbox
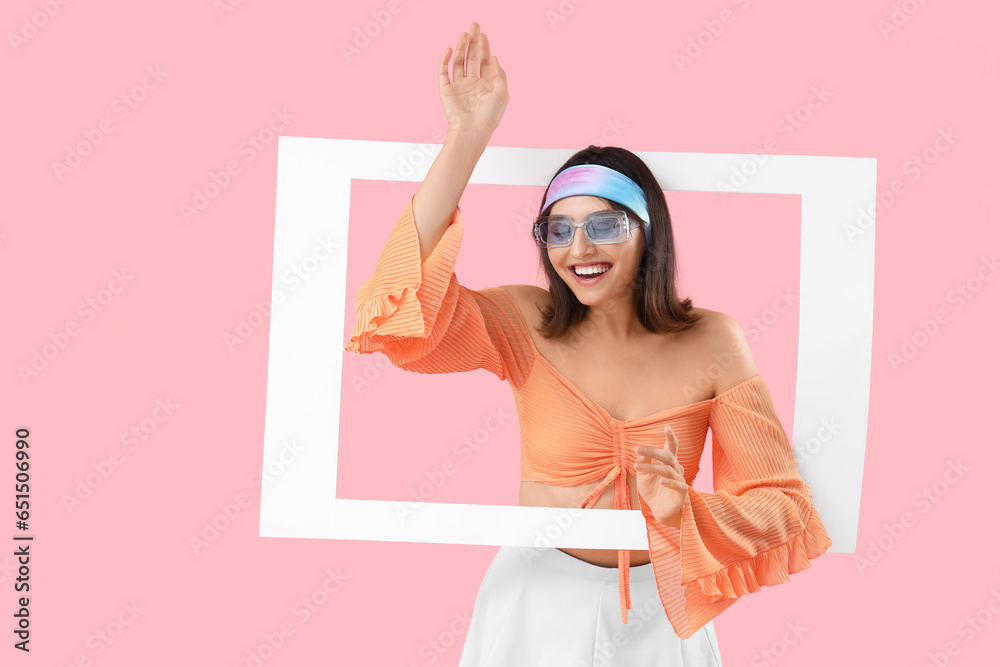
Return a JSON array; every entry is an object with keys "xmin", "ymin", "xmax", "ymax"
[
  {"xmin": 413, "ymin": 131, "xmax": 489, "ymax": 262},
  {"xmin": 343, "ymin": 23, "xmax": 533, "ymax": 384},
  {"xmin": 412, "ymin": 21, "xmax": 508, "ymax": 262}
]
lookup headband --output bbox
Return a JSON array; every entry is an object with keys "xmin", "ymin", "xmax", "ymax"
[{"xmin": 542, "ymin": 164, "xmax": 652, "ymax": 251}]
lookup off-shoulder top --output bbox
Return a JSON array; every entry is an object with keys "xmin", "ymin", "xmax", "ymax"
[{"xmin": 343, "ymin": 193, "xmax": 833, "ymax": 638}]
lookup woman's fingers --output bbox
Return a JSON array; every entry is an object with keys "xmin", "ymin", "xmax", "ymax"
[
  {"xmin": 452, "ymin": 30, "xmax": 469, "ymax": 81},
  {"xmin": 635, "ymin": 426, "xmax": 679, "ymax": 464},
  {"xmin": 636, "ymin": 446, "xmax": 677, "ymax": 463},
  {"xmin": 636, "ymin": 457, "xmax": 684, "ymax": 475},
  {"xmin": 638, "ymin": 461, "xmax": 685, "ymax": 484},
  {"xmin": 466, "ymin": 22, "xmax": 481, "ymax": 79},
  {"xmin": 438, "ymin": 47, "xmax": 453, "ymax": 89},
  {"xmin": 478, "ymin": 28, "xmax": 492, "ymax": 78},
  {"xmin": 443, "ymin": 23, "xmax": 500, "ymax": 89},
  {"xmin": 491, "ymin": 55, "xmax": 506, "ymax": 95},
  {"xmin": 451, "ymin": 23, "xmax": 491, "ymax": 81},
  {"xmin": 636, "ymin": 449, "xmax": 675, "ymax": 465},
  {"xmin": 635, "ymin": 455, "xmax": 684, "ymax": 477},
  {"xmin": 480, "ymin": 29, "xmax": 490, "ymax": 60},
  {"xmin": 480, "ymin": 32, "xmax": 506, "ymax": 95},
  {"xmin": 635, "ymin": 425, "xmax": 683, "ymax": 476}
]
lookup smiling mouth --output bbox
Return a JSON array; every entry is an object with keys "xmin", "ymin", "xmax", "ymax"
[{"xmin": 571, "ymin": 263, "xmax": 613, "ymax": 277}]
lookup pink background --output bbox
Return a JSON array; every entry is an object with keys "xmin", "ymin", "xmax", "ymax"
[{"xmin": 4, "ymin": 1, "xmax": 998, "ymax": 665}]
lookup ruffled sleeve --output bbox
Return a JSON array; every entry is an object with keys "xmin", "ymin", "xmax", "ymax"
[
  {"xmin": 638, "ymin": 375, "xmax": 833, "ymax": 639},
  {"xmin": 343, "ymin": 193, "xmax": 534, "ymax": 389}
]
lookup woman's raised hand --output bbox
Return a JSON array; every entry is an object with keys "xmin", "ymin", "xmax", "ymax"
[
  {"xmin": 438, "ymin": 22, "xmax": 508, "ymax": 139},
  {"xmin": 634, "ymin": 425, "xmax": 689, "ymax": 526}
]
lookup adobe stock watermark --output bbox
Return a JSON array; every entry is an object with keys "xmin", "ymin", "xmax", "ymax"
[
  {"xmin": 510, "ymin": 193, "xmax": 545, "ymax": 239},
  {"xmin": 381, "ymin": 126, "xmax": 449, "ymax": 194},
  {"xmin": 51, "ymin": 65, "xmax": 168, "ymax": 183},
  {"xmin": 887, "ymin": 254, "xmax": 997, "ymax": 372},
  {"xmin": 395, "ymin": 407, "xmax": 514, "ymax": 524},
  {"xmin": 213, "ymin": 0, "xmax": 252, "ymax": 21},
  {"xmin": 743, "ymin": 287, "xmax": 797, "ymax": 344},
  {"xmin": 791, "ymin": 415, "xmax": 843, "ymax": 466},
  {"xmin": 348, "ymin": 352, "xmax": 398, "ymax": 396},
  {"xmin": 189, "ymin": 438, "xmax": 306, "ymax": 557},
  {"xmin": 339, "ymin": 0, "xmax": 410, "ymax": 64},
  {"xmin": 7, "ymin": 0, "xmax": 73, "ymax": 55},
  {"xmin": 678, "ymin": 342, "xmax": 748, "ymax": 403},
  {"xmin": 179, "ymin": 106, "xmax": 294, "ymax": 224},
  {"xmin": 510, "ymin": 114, "xmax": 629, "ymax": 235},
  {"xmin": 842, "ymin": 125, "xmax": 959, "ymax": 244},
  {"xmin": 750, "ymin": 619, "xmax": 810, "ymax": 667},
  {"xmin": 544, "ymin": 0, "xmax": 591, "ymax": 31},
  {"xmin": 404, "ymin": 609, "xmax": 474, "ymax": 667},
  {"xmin": 233, "ymin": 566, "xmax": 350, "ymax": 667},
  {"xmin": 570, "ymin": 597, "xmax": 674, "ymax": 667},
  {"xmin": 715, "ymin": 86, "xmax": 833, "ymax": 202},
  {"xmin": 876, "ymin": 0, "xmax": 934, "ymax": 41},
  {"xmin": 853, "ymin": 459, "xmax": 970, "ymax": 575},
  {"xmin": 381, "ymin": 115, "xmax": 622, "ymax": 197},
  {"xmin": 678, "ymin": 288, "xmax": 796, "ymax": 403},
  {"xmin": 672, "ymin": 0, "xmax": 756, "ymax": 73},
  {"xmin": 918, "ymin": 587, "xmax": 1000, "ymax": 666},
  {"xmin": 538, "ymin": 278, "xmax": 791, "ymax": 408},
  {"xmin": 17, "ymin": 268, "xmax": 134, "ymax": 386},
  {"xmin": 0, "ymin": 555, "xmax": 18, "ymax": 585},
  {"xmin": 61, "ymin": 397, "xmax": 179, "ymax": 514},
  {"xmin": 224, "ymin": 234, "xmax": 343, "ymax": 352},
  {"xmin": 519, "ymin": 506, "xmax": 586, "ymax": 566},
  {"xmin": 54, "ymin": 600, "xmax": 144, "ymax": 667},
  {"xmin": 514, "ymin": 268, "xmax": 788, "ymax": 383},
  {"xmin": 580, "ymin": 115, "xmax": 629, "ymax": 149}
]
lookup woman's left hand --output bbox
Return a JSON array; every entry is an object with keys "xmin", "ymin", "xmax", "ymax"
[{"xmin": 634, "ymin": 425, "xmax": 688, "ymax": 526}]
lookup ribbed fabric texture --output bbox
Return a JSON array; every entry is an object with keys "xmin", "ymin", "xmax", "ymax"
[
  {"xmin": 344, "ymin": 194, "xmax": 534, "ymax": 386},
  {"xmin": 344, "ymin": 194, "xmax": 834, "ymax": 638}
]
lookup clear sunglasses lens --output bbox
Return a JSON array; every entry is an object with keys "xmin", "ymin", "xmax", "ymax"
[
  {"xmin": 534, "ymin": 213, "xmax": 627, "ymax": 247},
  {"xmin": 536, "ymin": 220, "xmax": 573, "ymax": 246},
  {"xmin": 588, "ymin": 214, "xmax": 623, "ymax": 242}
]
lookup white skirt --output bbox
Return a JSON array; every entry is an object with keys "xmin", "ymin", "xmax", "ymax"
[{"xmin": 458, "ymin": 545, "xmax": 723, "ymax": 667}]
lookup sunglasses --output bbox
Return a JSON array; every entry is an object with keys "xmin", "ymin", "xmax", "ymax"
[{"xmin": 532, "ymin": 210, "xmax": 641, "ymax": 248}]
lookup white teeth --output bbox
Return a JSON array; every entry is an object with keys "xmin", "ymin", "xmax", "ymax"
[{"xmin": 573, "ymin": 264, "xmax": 611, "ymax": 276}]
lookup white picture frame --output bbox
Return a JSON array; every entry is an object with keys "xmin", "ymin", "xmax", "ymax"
[{"xmin": 260, "ymin": 137, "xmax": 873, "ymax": 554}]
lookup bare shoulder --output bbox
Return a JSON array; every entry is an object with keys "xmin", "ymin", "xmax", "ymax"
[
  {"xmin": 498, "ymin": 284, "xmax": 551, "ymax": 330},
  {"xmin": 688, "ymin": 307, "xmax": 759, "ymax": 395}
]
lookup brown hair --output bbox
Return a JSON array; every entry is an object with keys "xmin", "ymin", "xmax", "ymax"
[{"xmin": 536, "ymin": 145, "xmax": 702, "ymax": 338}]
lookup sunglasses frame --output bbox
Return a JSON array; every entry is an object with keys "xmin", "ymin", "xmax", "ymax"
[{"xmin": 532, "ymin": 210, "xmax": 640, "ymax": 248}]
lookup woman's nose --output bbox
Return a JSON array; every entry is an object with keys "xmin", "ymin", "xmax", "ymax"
[{"xmin": 569, "ymin": 227, "xmax": 594, "ymax": 254}]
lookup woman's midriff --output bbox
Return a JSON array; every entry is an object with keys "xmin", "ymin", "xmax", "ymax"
[{"xmin": 519, "ymin": 476, "xmax": 651, "ymax": 567}]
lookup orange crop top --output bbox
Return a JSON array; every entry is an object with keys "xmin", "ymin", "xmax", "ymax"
[{"xmin": 344, "ymin": 194, "xmax": 833, "ymax": 638}]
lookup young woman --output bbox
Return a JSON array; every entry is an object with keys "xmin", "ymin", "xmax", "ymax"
[{"xmin": 344, "ymin": 21, "xmax": 833, "ymax": 667}]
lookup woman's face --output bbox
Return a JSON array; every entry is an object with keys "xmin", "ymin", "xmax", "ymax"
[{"xmin": 545, "ymin": 195, "xmax": 647, "ymax": 307}]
